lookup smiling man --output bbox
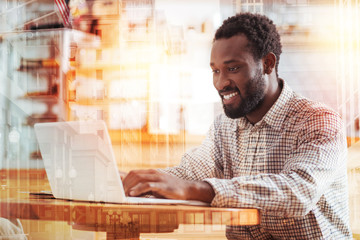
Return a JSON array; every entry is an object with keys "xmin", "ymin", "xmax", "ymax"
[{"xmin": 122, "ymin": 13, "xmax": 352, "ymax": 239}]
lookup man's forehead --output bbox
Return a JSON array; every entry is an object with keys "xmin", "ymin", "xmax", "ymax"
[{"xmin": 210, "ymin": 35, "xmax": 253, "ymax": 62}]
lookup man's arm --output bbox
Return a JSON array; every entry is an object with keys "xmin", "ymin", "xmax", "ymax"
[
  {"xmin": 122, "ymin": 115, "xmax": 226, "ymax": 202},
  {"xmin": 205, "ymin": 111, "xmax": 348, "ymax": 217},
  {"xmin": 122, "ymin": 111, "xmax": 347, "ymax": 217}
]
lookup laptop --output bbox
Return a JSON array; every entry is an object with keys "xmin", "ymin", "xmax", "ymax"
[{"xmin": 34, "ymin": 120, "xmax": 209, "ymax": 206}]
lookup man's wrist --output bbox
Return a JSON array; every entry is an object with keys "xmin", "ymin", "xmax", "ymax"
[{"xmin": 187, "ymin": 180, "xmax": 215, "ymax": 203}]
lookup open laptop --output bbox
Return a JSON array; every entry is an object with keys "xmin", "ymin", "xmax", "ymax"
[{"xmin": 34, "ymin": 120, "xmax": 208, "ymax": 206}]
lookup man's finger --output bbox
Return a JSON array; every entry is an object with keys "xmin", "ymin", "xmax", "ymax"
[
  {"xmin": 118, "ymin": 171, "xmax": 127, "ymax": 181},
  {"xmin": 123, "ymin": 171, "xmax": 161, "ymax": 194},
  {"xmin": 128, "ymin": 182, "xmax": 162, "ymax": 197}
]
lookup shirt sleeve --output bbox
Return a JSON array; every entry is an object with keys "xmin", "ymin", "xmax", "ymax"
[
  {"xmin": 160, "ymin": 115, "xmax": 225, "ymax": 181},
  {"xmin": 205, "ymin": 111, "xmax": 348, "ymax": 218}
]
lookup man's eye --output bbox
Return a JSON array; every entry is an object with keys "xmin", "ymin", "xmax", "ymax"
[
  {"xmin": 212, "ymin": 69, "xmax": 220, "ymax": 74},
  {"xmin": 228, "ymin": 67, "xmax": 239, "ymax": 72}
]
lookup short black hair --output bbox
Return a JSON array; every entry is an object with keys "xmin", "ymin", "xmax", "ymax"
[{"xmin": 214, "ymin": 13, "xmax": 282, "ymax": 76}]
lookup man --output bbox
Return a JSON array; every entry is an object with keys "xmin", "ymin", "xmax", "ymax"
[{"xmin": 123, "ymin": 13, "xmax": 352, "ymax": 239}]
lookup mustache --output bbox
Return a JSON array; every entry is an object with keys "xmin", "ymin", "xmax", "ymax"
[{"xmin": 218, "ymin": 87, "xmax": 239, "ymax": 95}]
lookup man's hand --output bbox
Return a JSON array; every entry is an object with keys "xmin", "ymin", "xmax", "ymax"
[{"xmin": 122, "ymin": 169, "xmax": 215, "ymax": 203}]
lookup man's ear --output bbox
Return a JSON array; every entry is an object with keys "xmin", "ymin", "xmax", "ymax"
[{"xmin": 262, "ymin": 52, "xmax": 276, "ymax": 75}]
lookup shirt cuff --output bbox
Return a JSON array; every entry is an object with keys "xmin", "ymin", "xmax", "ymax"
[{"xmin": 204, "ymin": 178, "xmax": 237, "ymax": 207}]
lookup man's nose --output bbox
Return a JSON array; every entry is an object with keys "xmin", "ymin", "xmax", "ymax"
[{"xmin": 214, "ymin": 72, "xmax": 231, "ymax": 91}]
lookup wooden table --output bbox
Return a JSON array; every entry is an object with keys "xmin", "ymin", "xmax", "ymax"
[{"xmin": 0, "ymin": 170, "xmax": 260, "ymax": 240}]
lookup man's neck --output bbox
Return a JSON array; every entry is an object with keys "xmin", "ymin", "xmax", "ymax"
[{"xmin": 246, "ymin": 77, "xmax": 283, "ymax": 125}]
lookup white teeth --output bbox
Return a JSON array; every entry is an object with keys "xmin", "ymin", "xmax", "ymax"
[{"xmin": 223, "ymin": 92, "xmax": 238, "ymax": 100}]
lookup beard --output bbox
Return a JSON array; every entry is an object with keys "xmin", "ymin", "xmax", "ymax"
[{"xmin": 222, "ymin": 69, "xmax": 266, "ymax": 119}]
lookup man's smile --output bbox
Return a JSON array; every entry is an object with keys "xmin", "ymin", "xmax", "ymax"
[
  {"xmin": 223, "ymin": 91, "xmax": 239, "ymax": 100},
  {"xmin": 220, "ymin": 90, "xmax": 240, "ymax": 105}
]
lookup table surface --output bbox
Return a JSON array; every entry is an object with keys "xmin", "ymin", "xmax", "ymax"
[{"xmin": 0, "ymin": 170, "xmax": 260, "ymax": 240}]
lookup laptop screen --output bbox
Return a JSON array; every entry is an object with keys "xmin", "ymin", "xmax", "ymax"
[{"xmin": 34, "ymin": 120, "xmax": 126, "ymax": 203}]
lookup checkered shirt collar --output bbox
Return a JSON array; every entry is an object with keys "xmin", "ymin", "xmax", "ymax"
[{"xmin": 236, "ymin": 78, "xmax": 293, "ymax": 131}]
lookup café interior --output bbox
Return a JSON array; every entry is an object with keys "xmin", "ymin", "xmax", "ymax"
[{"xmin": 0, "ymin": 0, "xmax": 359, "ymax": 239}]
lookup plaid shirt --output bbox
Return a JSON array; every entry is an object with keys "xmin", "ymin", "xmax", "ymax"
[{"xmin": 163, "ymin": 79, "xmax": 352, "ymax": 239}]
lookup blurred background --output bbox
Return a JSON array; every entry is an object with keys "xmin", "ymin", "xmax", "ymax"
[{"xmin": 0, "ymin": 0, "xmax": 359, "ymax": 239}]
